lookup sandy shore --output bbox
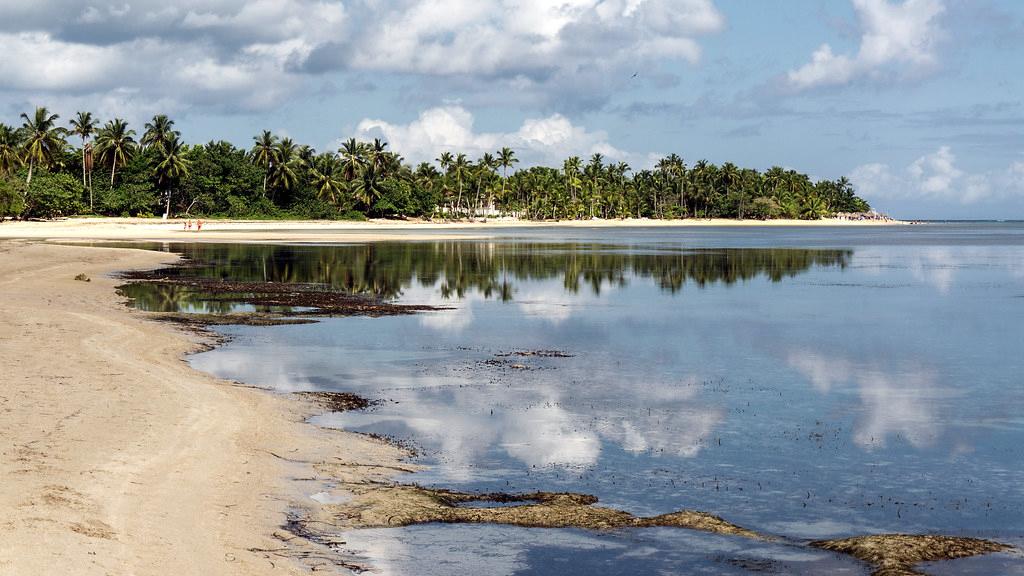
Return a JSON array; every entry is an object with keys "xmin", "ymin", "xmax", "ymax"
[
  {"xmin": 0, "ymin": 216, "xmax": 908, "ymax": 243},
  {"xmin": 0, "ymin": 241, "xmax": 406, "ymax": 574}
]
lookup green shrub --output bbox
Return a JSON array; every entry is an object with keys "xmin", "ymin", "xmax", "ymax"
[
  {"xmin": 97, "ymin": 182, "xmax": 159, "ymax": 217},
  {"xmin": 749, "ymin": 197, "xmax": 783, "ymax": 220},
  {"xmin": 23, "ymin": 171, "xmax": 85, "ymax": 218},
  {"xmin": 0, "ymin": 177, "xmax": 26, "ymax": 220}
]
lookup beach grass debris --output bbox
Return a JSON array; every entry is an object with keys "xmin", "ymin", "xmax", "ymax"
[
  {"xmin": 74, "ymin": 273, "xmax": 90, "ymax": 282},
  {"xmin": 811, "ymin": 534, "xmax": 1012, "ymax": 576}
]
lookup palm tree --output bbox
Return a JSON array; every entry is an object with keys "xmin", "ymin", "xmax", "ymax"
[
  {"xmin": 719, "ymin": 162, "xmax": 741, "ymax": 218},
  {"xmin": 367, "ymin": 138, "xmax": 389, "ymax": 173},
  {"xmin": 297, "ymin": 144, "xmax": 316, "ymax": 167},
  {"xmin": 351, "ymin": 165, "xmax": 386, "ymax": 210},
  {"xmin": 0, "ymin": 124, "xmax": 23, "ymax": 178},
  {"xmin": 434, "ymin": 151, "xmax": 455, "ymax": 214},
  {"xmin": 20, "ymin": 107, "xmax": 65, "ymax": 187},
  {"xmin": 585, "ymin": 153, "xmax": 606, "ymax": 218},
  {"xmin": 68, "ymin": 111, "xmax": 98, "ymax": 208},
  {"xmin": 668, "ymin": 154, "xmax": 687, "ymax": 215},
  {"xmin": 153, "ymin": 136, "xmax": 190, "ymax": 219},
  {"xmin": 475, "ymin": 152, "xmax": 496, "ymax": 215},
  {"xmin": 563, "ymin": 156, "xmax": 581, "ymax": 206},
  {"xmin": 497, "ymin": 147, "xmax": 518, "ymax": 210},
  {"xmin": 692, "ymin": 159, "xmax": 710, "ymax": 217},
  {"xmin": 141, "ymin": 114, "xmax": 178, "ymax": 152},
  {"xmin": 452, "ymin": 153, "xmax": 470, "ymax": 216},
  {"xmin": 801, "ymin": 193, "xmax": 827, "ymax": 220},
  {"xmin": 250, "ymin": 130, "xmax": 278, "ymax": 197},
  {"xmin": 310, "ymin": 154, "xmax": 345, "ymax": 206},
  {"xmin": 437, "ymin": 151, "xmax": 453, "ymax": 173},
  {"xmin": 94, "ymin": 118, "xmax": 137, "ymax": 189},
  {"xmin": 339, "ymin": 138, "xmax": 366, "ymax": 182},
  {"xmin": 268, "ymin": 138, "xmax": 298, "ymax": 197}
]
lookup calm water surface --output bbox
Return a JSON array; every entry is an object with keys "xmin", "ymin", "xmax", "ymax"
[{"xmin": 125, "ymin": 224, "xmax": 1024, "ymax": 575}]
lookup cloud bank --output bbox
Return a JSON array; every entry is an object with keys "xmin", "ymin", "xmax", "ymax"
[
  {"xmin": 0, "ymin": 0, "xmax": 725, "ymax": 114},
  {"xmin": 849, "ymin": 146, "xmax": 1024, "ymax": 205}
]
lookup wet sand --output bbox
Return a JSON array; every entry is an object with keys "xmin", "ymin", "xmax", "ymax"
[
  {"xmin": 0, "ymin": 216, "xmax": 908, "ymax": 244},
  {"xmin": 0, "ymin": 241, "xmax": 409, "ymax": 574}
]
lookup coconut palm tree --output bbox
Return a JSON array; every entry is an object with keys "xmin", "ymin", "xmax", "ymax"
[
  {"xmin": 69, "ymin": 112, "xmax": 97, "ymax": 200},
  {"xmin": 350, "ymin": 164, "xmax": 386, "ymax": 210},
  {"xmin": 268, "ymin": 138, "xmax": 298, "ymax": 197},
  {"xmin": 719, "ymin": 162, "xmax": 741, "ymax": 218},
  {"xmin": 497, "ymin": 147, "xmax": 518, "ymax": 209},
  {"xmin": 563, "ymin": 156, "xmax": 581, "ymax": 206},
  {"xmin": 585, "ymin": 154, "xmax": 606, "ymax": 218},
  {"xmin": 451, "ymin": 153, "xmax": 470, "ymax": 216},
  {"xmin": 367, "ymin": 138, "xmax": 389, "ymax": 173},
  {"xmin": 297, "ymin": 144, "xmax": 316, "ymax": 166},
  {"xmin": 153, "ymin": 136, "xmax": 190, "ymax": 219},
  {"xmin": 250, "ymin": 130, "xmax": 278, "ymax": 198},
  {"xmin": 437, "ymin": 151, "xmax": 453, "ymax": 172},
  {"xmin": 310, "ymin": 154, "xmax": 345, "ymax": 206},
  {"xmin": 691, "ymin": 159, "xmax": 710, "ymax": 217},
  {"xmin": 474, "ymin": 152, "xmax": 496, "ymax": 215},
  {"xmin": 141, "ymin": 114, "xmax": 179, "ymax": 152},
  {"xmin": 0, "ymin": 124, "xmax": 23, "ymax": 178},
  {"xmin": 339, "ymin": 138, "xmax": 366, "ymax": 182},
  {"xmin": 20, "ymin": 107, "xmax": 66, "ymax": 187},
  {"xmin": 94, "ymin": 118, "xmax": 137, "ymax": 189},
  {"xmin": 801, "ymin": 193, "xmax": 827, "ymax": 220}
]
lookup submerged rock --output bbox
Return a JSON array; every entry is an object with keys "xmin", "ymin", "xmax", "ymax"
[
  {"xmin": 811, "ymin": 533, "xmax": 1011, "ymax": 576},
  {"xmin": 322, "ymin": 484, "xmax": 768, "ymax": 539}
]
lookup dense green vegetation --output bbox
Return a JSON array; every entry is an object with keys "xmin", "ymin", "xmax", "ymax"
[{"xmin": 0, "ymin": 106, "xmax": 870, "ymax": 221}]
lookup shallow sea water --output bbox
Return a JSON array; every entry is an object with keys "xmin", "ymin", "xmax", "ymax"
[{"xmin": 124, "ymin": 224, "xmax": 1024, "ymax": 574}]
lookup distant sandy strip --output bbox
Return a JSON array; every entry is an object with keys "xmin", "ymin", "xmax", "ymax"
[
  {"xmin": 0, "ymin": 216, "xmax": 908, "ymax": 244},
  {"xmin": 0, "ymin": 241, "xmax": 407, "ymax": 574}
]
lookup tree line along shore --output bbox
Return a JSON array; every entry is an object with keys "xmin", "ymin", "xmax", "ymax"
[{"xmin": 1, "ymin": 107, "xmax": 872, "ymax": 222}]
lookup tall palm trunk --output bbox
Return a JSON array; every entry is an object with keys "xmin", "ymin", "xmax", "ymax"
[
  {"xmin": 501, "ymin": 167, "xmax": 507, "ymax": 211},
  {"xmin": 81, "ymin": 139, "xmax": 91, "ymax": 211},
  {"xmin": 26, "ymin": 158, "xmax": 34, "ymax": 187},
  {"xmin": 110, "ymin": 156, "xmax": 118, "ymax": 189},
  {"xmin": 262, "ymin": 160, "xmax": 270, "ymax": 197}
]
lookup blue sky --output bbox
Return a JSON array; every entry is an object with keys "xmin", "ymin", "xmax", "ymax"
[{"xmin": 1, "ymin": 0, "xmax": 1022, "ymax": 218}]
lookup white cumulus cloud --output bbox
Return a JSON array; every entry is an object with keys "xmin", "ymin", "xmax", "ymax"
[
  {"xmin": 787, "ymin": 0, "xmax": 945, "ymax": 91},
  {"xmin": 353, "ymin": 105, "xmax": 633, "ymax": 167},
  {"xmin": 849, "ymin": 146, "xmax": 1024, "ymax": 205}
]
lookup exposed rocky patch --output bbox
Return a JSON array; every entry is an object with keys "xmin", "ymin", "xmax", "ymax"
[
  {"xmin": 295, "ymin": 391, "xmax": 376, "ymax": 413},
  {"xmin": 812, "ymin": 534, "xmax": 1012, "ymax": 576}
]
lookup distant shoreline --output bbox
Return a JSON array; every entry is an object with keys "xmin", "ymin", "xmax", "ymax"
[{"xmin": 0, "ymin": 216, "xmax": 911, "ymax": 242}]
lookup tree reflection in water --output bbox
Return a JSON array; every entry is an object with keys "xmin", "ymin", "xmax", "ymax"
[{"xmin": 119, "ymin": 242, "xmax": 852, "ymax": 313}]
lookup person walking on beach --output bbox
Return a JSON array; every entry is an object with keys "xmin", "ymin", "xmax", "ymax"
[{"xmin": 196, "ymin": 219, "xmax": 203, "ymax": 232}]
